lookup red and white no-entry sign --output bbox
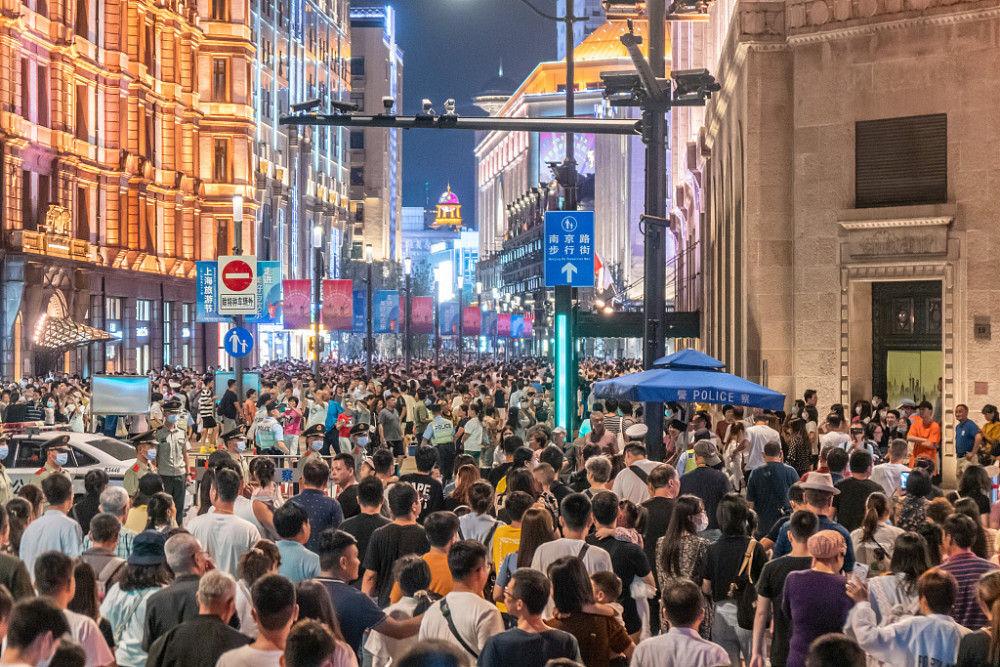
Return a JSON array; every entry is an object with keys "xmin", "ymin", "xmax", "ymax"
[{"xmin": 218, "ymin": 255, "xmax": 258, "ymax": 315}]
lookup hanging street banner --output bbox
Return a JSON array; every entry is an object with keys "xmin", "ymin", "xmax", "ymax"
[
  {"xmin": 411, "ymin": 297, "xmax": 434, "ymax": 334},
  {"xmin": 218, "ymin": 256, "xmax": 259, "ymax": 315},
  {"xmin": 248, "ymin": 261, "xmax": 282, "ymax": 325},
  {"xmin": 282, "ymin": 280, "xmax": 311, "ymax": 330},
  {"xmin": 511, "ymin": 315, "xmax": 525, "ymax": 339},
  {"xmin": 462, "ymin": 307, "xmax": 482, "ymax": 336},
  {"xmin": 524, "ymin": 317, "xmax": 534, "ymax": 338},
  {"xmin": 497, "ymin": 313, "xmax": 511, "ymax": 337},
  {"xmin": 482, "ymin": 310, "xmax": 497, "ymax": 337},
  {"xmin": 196, "ymin": 261, "xmax": 228, "ymax": 323},
  {"xmin": 439, "ymin": 302, "xmax": 459, "ymax": 335},
  {"xmin": 323, "ymin": 279, "xmax": 354, "ymax": 331},
  {"xmin": 352, "ymin": 291, "xmax": 367, "ymax": 333},
  {"xmin": 374, "ymin": 290, "xmax": 400, "ymax": 334}
]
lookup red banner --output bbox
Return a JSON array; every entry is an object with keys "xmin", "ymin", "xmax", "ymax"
[
  {"xmin": 323, "ymin": 279, "xmax": 353, "ymax": 331},
  {"xmin": 462, "ymin": 306, "xmax": 481, "ymax": 336},
  {"xmin": 497, "ymin": 313, "xmax": 511, "ymax": 337},
  {"xmin": 282, "ymin": 280, "xmax": 311, "ymax": 330},
  {"xmin": 524, "ymin": 317, "xmax": 533, "ymax": 338},
  {"xmin": 411, "ymin": 297, "xmax": 433, "ymax": 334}
]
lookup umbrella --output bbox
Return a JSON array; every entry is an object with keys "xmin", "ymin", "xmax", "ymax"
[{"xmin": 592, "ymin": 351, "xmax": 786, "ymax": 411}]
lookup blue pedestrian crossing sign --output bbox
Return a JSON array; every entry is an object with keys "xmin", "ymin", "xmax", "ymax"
[
  {"xmin": 544, "ymin": 211, "xmax": 595, "ymax": 288},
  {"xmin": 225, "ymin": 326, "xmax": 254, "ymax": 359}
]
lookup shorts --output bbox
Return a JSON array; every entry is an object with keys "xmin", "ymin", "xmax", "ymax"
[
  {"xmin": 202, "ymin": 416, "xmax": 217, "ymax": 428},
  {"xmin": 405, "ymin": 422, "xmax": 414, "ymax": 436},
  {"xmin": 389, "ymin": 440, "xmax": 405, "ymax": 457}
]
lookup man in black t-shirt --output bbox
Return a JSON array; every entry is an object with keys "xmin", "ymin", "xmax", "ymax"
[
  {"xmin": 332, "ymin": 453, "xmax": 360, "ymax": 519},
  {"xmin": 398, "ymin": 445, "xmax": 445, "ymax": 523},
  {"xmin": 586, "ymin": 491, "xmax": 654, "ymax": 636},
  {"xmin": 340, "ymin": 477, "xmax": 390, "ymax": 588},
  {"xmin": 833, "ymin": 450, "xmax": 884, "ymax": 531},
  {"xmin": 361, "ymin": 482, "xmax": 430, "ymax": 607},
  {"xmin": 679, "ymin": 441, "xmax": 732, "ymax": 540},
  {"xmin": 751, "ymin": 510, "xmax": 819, "ymax": 667},
  {"xmin": 487, "ymin": 435, "xmax": 523, "ymax": 488}
]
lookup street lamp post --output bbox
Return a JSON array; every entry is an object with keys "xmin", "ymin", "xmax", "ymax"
[
  {"xmin": 232, "ymin": 195, "xmax": 244, "ymax": 403},
  {"xmin": 457, "ymin": 273, "xmax": 464, "ymax": 365},
  {"xmin": 365, "ymin": 243, "xmax": 374, "ymax": 377},
  {"xmin": 311, "ymin": 225, "xmax": 323, "ymax": 382},
  {"xmin": 404, "ymin": 258, "xmax": 412, "ymax": 372},
  {"xmin": 434, "ymin": 280, "xmax": 441, "ymax": 366},
  {"xmin": 476, "ymin": 281, "xmax": 482, "ymax": 361}
]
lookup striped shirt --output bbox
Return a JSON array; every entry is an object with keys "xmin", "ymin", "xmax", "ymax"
[
  {"xmin": 83, "ymin": 526, "xmax": 136, "ymax": 559},
  {"xmin": 938, "ymin": 552, "xmax": 998, "ymax": 628}
]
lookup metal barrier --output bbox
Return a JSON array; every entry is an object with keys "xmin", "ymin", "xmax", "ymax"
[{"xmin": 190, "ymin": 453, "xmax": 340, "ymax": 498}]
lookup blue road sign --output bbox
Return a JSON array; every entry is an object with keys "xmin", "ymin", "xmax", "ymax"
[
  {"xmin": 224, "ymin": 326, "xmax": 254, "ymax": 359},
  {"xmin": 544, "ymin": 211, "xmax": 596, "ymax": 288}
]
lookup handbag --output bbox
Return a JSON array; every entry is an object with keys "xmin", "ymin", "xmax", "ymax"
[{"xmin": 728, "ymin": 538, "xmax": 758, "ymax": 630}]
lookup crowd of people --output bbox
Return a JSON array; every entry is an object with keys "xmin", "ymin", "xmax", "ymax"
[{"xmin": 0, "ymin": 360, "xmax": 999, "ymax": 667}]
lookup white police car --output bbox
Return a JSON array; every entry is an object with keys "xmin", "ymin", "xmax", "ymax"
[{"xmin": 2, "ymin": 429, "xmax": 137, "ymax": 495}]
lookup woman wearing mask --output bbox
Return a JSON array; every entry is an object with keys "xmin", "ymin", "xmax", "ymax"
[
  {"xmin": 852, "ymin": 399, "xmax": 873, "ymax": 424},
  {"xmin": 41, "ymin": 392, "xmax": 59, "ymax": 425},
  {"xmin": 850, "ymin": 493, "xmax": 904, "ymax": 574},
  {"xmin": 65, "ymin": 392, "xmax": 86, "ymax": 433},
  {"xmin": 657, "ymin": 494, "xmax": 713, "ymax": 637}
]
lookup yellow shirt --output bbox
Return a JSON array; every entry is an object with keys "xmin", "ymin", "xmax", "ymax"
[
  {"xmin": 492, "ymin": 525, "xmax": 521, "ymax": 572},
  {"xmin": 389, "ymin": 550, "xmax": 453, "ymax": 604},
  {"xmin": 124, "ymin": 505, "xmax": 149, "ymax": 533}
]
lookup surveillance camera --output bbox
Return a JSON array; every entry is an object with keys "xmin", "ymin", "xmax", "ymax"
[
  {"xmin": 381, "ymin": 96, "xmax": 395, "ymax": 113},
  {"xmin": 329, "ymin": 99, "xmax": 359, "ymax": 113},
  {"xmin": 443, "ymin": 99, "xmax": 456, "ymax": 115},
  {"xmin": 290, "ymin": 99, "xmax": 322, "ymax": 113},
  {"xmin": 419, "ymin": 99, "xmax": 436, "ymax": 117}
]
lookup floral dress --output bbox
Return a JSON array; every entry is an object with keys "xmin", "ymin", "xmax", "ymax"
[
  {"xmin": 893, "ymin": 495, "xmax": 928, "ymax": 532},
  {"xmin": 786, "ymin": 434, "xmax": 813, "ymax": 477},
  {"xmin": 656, "ymin": 532, "xmax": 714, "ymax": 637}
]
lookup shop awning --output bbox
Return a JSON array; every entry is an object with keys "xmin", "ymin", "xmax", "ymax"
[{"xmin": 33, "ymin": 314, "xmax": 116, "ymax": 350}]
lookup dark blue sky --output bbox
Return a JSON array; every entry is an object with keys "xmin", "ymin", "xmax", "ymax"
[{"xmin": 388, "ymin": 0, "xmax": 556, "ymax": 221}]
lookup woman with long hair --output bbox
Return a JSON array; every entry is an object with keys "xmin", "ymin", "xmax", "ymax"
[
  {"xmin": 69, "ymin": 560, "xmax": 115, "ymax": 649},
  {"xmin": 100, "ymin": 531, "xmax": 173, "ymax": 667},
  {"xmin": 235, "ymin": 543, "xmax": 280, "ymax": 639},
  {"xmin": 850, "ymin": 492, "xmax": 904, "ymax": 574},
  {"xmin": 294, "ymin": 580, "xmax": 357, "ymax": 666},
  {"xmin": 544, "ymin": 557, "xmax": 634, "ymax": 667},
  {"xmin": 443, "ymin": 454, "xmax": 476, "ymax": 498},
  {"xmin": 783, "ymin": 418, "xmax": 813, "ymax": 477},
  {"xmin": 507, "ymin": 407, "xmax": 529, "ymax": 441},
  {"xmin": 893, "ymin": 468, "xmax": 932, "ymax": 532},
  {"xmin": 17, "ymin": 484, "xmax": 43, "ymax": 520},
  {"xmin": 656, "ymin": 494, "xmax": 713, "ymax": 637},
  {"xmin": 4, "ymin": 497, "xmax": 33, "ymax": 557},
  {"xmin": 722, "ymin": 422, "xmax": 748, "ymax": 491},
  {"xmin": 959, "ymin": 465, "xmax": 993, "ymax": 527},
  {"xmin": 444, "ymin": 462, "xmax": 480, "ymax": 511},
  {"xmin": 953, "ymin": 497, "xmax": 992, "ymax": 559},
  {"xmin": 865, "ymin": 421, "xmax": 886, "ymax": 461},
  {"xmin": 864, "ymin": 531, "xmax": 931, "ymax": 625},
  {"xmin": 957, "ymin": 570, "xmax": 1000, "ymax": 665},
  {"xmin": 851, "ymin": 399, "xmax": 873, "ymax": 424},
  {"xmin": 144, "ymin": 492, "xmax": 175, "ymax": 533},
  {"xmin": 492, "ymin": 508, "xmax": 555, "ymax": 604}
]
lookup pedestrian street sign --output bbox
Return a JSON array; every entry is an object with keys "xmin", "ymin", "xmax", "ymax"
[
  {"xmin": 544, "ymin": 211, "xmax": 596, "ymax": 288},
  {"xmin": 224, "ymin": 326, "xmax": 254, "ymax": 359}
]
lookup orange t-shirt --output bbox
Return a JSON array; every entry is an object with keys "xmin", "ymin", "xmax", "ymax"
[
  {"xmin": 389, "ymin": 550, "xmax": 453, "ymax": 604},
  {"xmin": 908, "ymin": 419, "xmax": 941, "ymax": 467}
]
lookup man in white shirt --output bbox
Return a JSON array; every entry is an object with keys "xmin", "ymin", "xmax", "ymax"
[
  {"xmin": 2, "ymin": 597, "xmax": 69, "ymax": 667},
  {"xmin": 216, "ymin": 574, "xmax": 297, "ymax": 667},
  {"xmin": 419, "ymin": 540, "xmax": 505, "ymax": 661},
  {"xmin": 870, "ymin": 438, "xmax": 912, "ymax": 497},
  {"xmin": 611, "ymin": 433, "xmax": 661, "ymax": 504},
  {"xmin": 632, "ymin": 579, "xmax": 728, "ymax": 667},
  {"xmin": 819, "ymin": 414, "xmax": 851, "ymax": 450},
  {"xmin": 743, "ymin": 414, "xmax": 780, "ymax": 482},
  {"xmin": 20, "ymin": 474, "xmax": 83, "ymax": 581},
  {"xmin": 33, "ymin": 551, "xmax": 115, "ymax": 667},
  {"xmin": 531, "ymin": 493, "xmax": 613, "ymax": 576},
  {"xmin": 462, "ymin": 404, "xmax": 485, "ymax": 464},
  {"xmin": 186, "ymin": 468, "xmax": 261, "ymax": 577}
]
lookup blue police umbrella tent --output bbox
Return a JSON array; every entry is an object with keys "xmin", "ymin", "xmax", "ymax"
[{"xmin": 592, "ymin": 349, "xmax": 786, "ymax": 411}]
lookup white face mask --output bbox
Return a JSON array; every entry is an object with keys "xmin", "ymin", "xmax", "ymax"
[{"xmin": 694, "ymin": 512, "xmax": 709, "ymax": 534}]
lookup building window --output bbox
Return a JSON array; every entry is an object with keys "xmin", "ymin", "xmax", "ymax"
[
  {"xmin": 350, "ymin": 56, "xmax": 364, "ymax": 76},
  {"xmin": 350, "ymin": 167, "xmax": 364, "ymax": 186},
  {"xmin": 75, "ymin": 0, "xmax": 88, "ymax": 36},
  {"xmin": 20, "ymin": 58, "xmax": 30, "ymax": 120},
  {"xmin": 136, "ymin": 299, "xmax": 151, "ymax": 322},
  {"xmin": 211, "ymin": 0, "xmax": 227, "ymax": 20},
  {"xmin": 36, "ymin": 65, "xmax": 48, "ymax": 127},
  {"xmin": 21, "ymin": 171, "xmax": 32, "ymax": 230},
  {"xmin": 143, "ymin": 23, "xmax": 153, "ymax": 68},
  {"xmin": 162, "ymin": 302, "xmax": 171, "ymax": 367},
  {"xmin": 75, "ymin": 84, "xmax": 88, "ymax": 141},
  {"xmin": 76, "ymin": 186, "xmax": 89, "ymax": 240},
  {"xmin": 213, "ymin": 138, "xmax": 230, "ymax": 182},
  {"xmin": 212, "ymin": 58, "xmax": 229, "ymax": 102},
  {"xmin": 350, "ymin": 131, "xmax": 364, "ymax": 149},
  {"xmin": 856, "ymin": 114, "xmax": 947, "ymax": 208}
]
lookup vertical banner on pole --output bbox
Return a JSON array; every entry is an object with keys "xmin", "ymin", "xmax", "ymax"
[
  {"xmin": 439, "ymin": 302, "xmax": 459, "ymax": 335},
  {"xmin": 196, "ymin": 261, "xmax": 228, "ymax": 323},
  {"xmin": 323, "ymin": 279, "xmax": 353, "ymax": 331},
  {"xmin": 411, "ymin": 297, "xmax": 433, "ymax": 334},
  {"xmin": 481, "ymin": 311, "xmax": 497, "ymax": 337},
  {"xmin": 282, "ymin": 280, "xmax": 311, "ymax": 330},
  {"xmin": 497, "ymin": 314, "xmax": 511, "ymax": 337},
  {"xmin": 524, "ymin": 317, "xmax": 533, "ymax": 338},
  {"xmin": 511, "ymin": 315, "xmax": 525, "ymax": 339},
  {"xmin": 374, "ymin": 290, "xmax": 400, "ymax": 333},
  {"xmin": 249, "ymin": 262, "xmax": 282, "ymax": 324},
  {"xmin": 352, "ymin": 291, "xmax": 367, "ymax": 333},
  {"xmin": 462, "ymin": 307, "xmax": 481, "ymax": 336}
]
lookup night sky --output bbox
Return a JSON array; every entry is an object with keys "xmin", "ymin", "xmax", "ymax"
[{"xmin": 380, "ymin": 0, "xmax": 557, "ymax": 221}]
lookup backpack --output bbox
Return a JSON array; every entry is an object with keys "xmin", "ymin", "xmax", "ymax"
[
  {"xmin": 459, "ymin": 521, "xmax": 500, "ymax": 600},
  {"xmin": 728, "ymin": 538, "xmax": 758, "ymax": 630},
  {"xmin": 96, "ymin": 557, "xmax": 127, "ymax": 598}
]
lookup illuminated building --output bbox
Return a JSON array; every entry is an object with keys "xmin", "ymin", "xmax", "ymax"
[
  {"xmin": 348, "ymin": 5, "xmax": 402, "ymax": 262},
  {"xmin": 433, "ymin": 186, "xmax": 463, "ymax": 229},
  {"xmin": 556, "ymin": 0, "xmax": 606, "ymax": 59},
  {"xmin": 475, "ymin": 20, "xmax": 658, "ymax": 352}
]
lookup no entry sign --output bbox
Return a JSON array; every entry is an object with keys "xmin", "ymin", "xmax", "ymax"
[{"xmin": 218, "ymin": 255, "xmax": 258, "ymax": 315}]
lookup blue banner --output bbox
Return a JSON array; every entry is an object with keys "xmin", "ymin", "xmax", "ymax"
[
  {"xmin": 511, "ymin": 315, "xmax": 525, "ymax": 339},
  {"xmin": 374, "ymin": 290, "xmax": 400, "ymax": 334},
  {"xmin": 248, "ymin": 261, "xmax": 282, "ymax": 325},
  {"xmin": 196, "ymin": 261, "xmax": 228, "ymax": 323},
  {"xmin": 439, "ymin": 301, "xmax": 459, "ymax": 336},
  {"xmin": 352, "ymin": 290, "xmax": 367, "ymax": 333},
  {"xmin": 482, "ymin": 310, "xmax": 497, "ymax": 337}
]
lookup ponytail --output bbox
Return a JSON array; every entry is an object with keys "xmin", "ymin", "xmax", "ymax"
[
  {"xmin": 991, "ymin": 596, "xmax": 1000, "ymax": 664},
  {"xmin": 861, "ymin": 492, "xmax": 889, "ymax": 544}
]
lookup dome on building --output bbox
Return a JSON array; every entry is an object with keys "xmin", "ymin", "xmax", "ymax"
[
  {"xmin": 473, "ymin": 61, "xmax": 516, "ymax": 116},
  {"xmin": 438, "ymin": 185, "xmax": 460, "ymax": 205}
]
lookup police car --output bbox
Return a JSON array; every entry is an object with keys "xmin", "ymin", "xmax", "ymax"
[{"xmin": 2, "ymin": 428, "xmax": 137, "ymax": 495}]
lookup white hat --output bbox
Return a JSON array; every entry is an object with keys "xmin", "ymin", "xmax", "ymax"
[{"xmin": 625, "ymin": 423, "xmax": 648, "ymax": 440}]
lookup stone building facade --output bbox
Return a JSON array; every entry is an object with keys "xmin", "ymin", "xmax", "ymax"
[{"xmin": 673, "ymin": 0, "xmax": 1000, "ymax": 482}]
